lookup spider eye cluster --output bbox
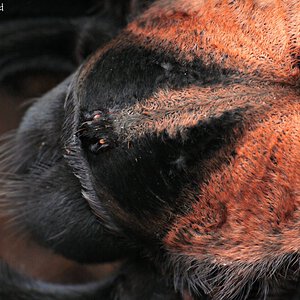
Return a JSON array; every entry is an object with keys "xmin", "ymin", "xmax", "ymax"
[{"xmin": 77, "ymin": 110, "xmax": 117, "ymax": 153}]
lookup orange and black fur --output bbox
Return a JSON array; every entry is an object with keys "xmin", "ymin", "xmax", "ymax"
[{"xmin": 0, "ymin": 0, "xmax": 299, "ymax": 299}]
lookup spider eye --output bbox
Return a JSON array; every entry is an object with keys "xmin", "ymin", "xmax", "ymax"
[{"xmin": 93, "ymin": 113, "xmax": 102, "ymax": 120}]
